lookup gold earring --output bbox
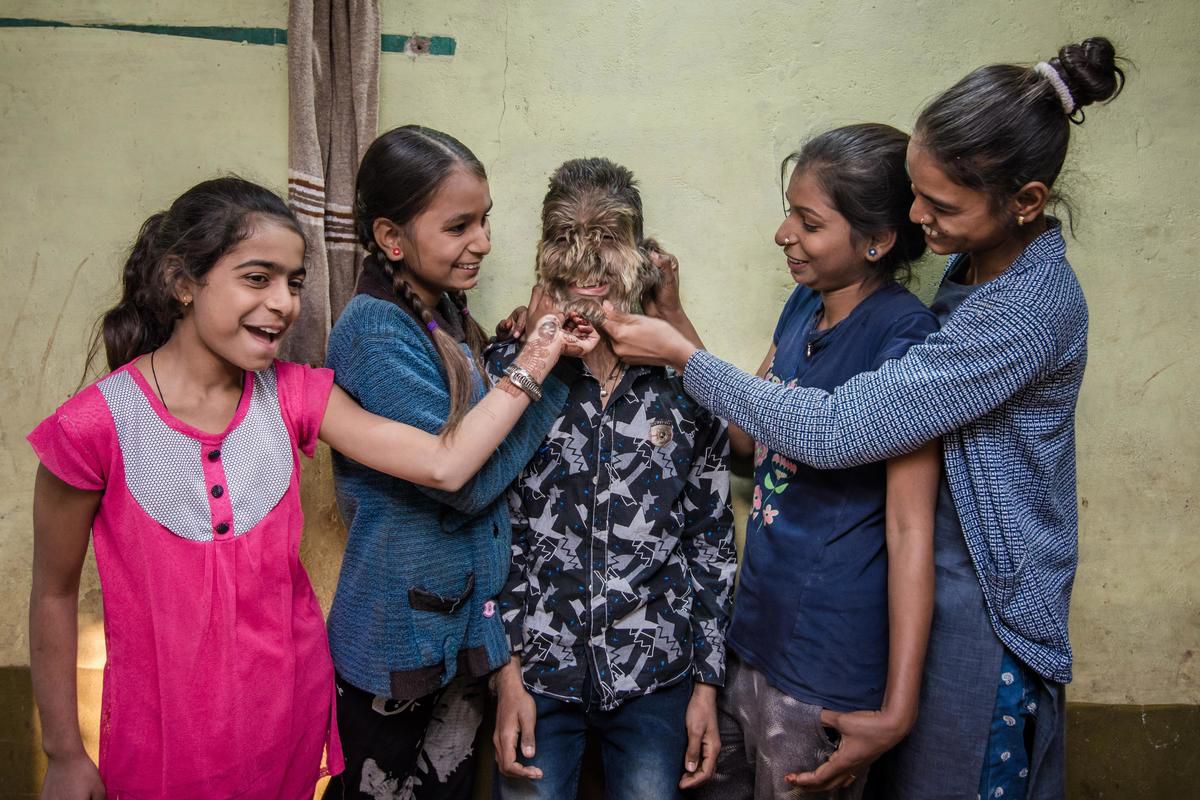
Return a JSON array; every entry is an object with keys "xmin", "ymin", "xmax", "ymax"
[{"xmin": 1017, "ymin": 214, "xmax": 1026, "ymax": 226}]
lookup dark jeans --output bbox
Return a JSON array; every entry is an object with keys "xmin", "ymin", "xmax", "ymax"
[{"xmin": 493, "ymin": 679, "xmax": 692, "ymax": 800}]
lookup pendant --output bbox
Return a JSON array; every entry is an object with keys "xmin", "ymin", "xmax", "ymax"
[
  {"xmin": 600, "ymin": 388, "xmax": 608, "ymax": 397},
  {"xmin": 806, "ymin": 342, "xmax": 813, "ymax": 358}
]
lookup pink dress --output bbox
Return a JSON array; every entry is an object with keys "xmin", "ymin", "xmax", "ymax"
[{"xmin": 29, "ymin": 360, "xmax": 343, "ymax": 799}]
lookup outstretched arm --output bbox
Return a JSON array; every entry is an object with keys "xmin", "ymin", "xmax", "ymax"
[
  {"xmin": 607, "ymin": 290, "xmax": 1079, "ymax": 469},
  {"xmin": 320, "ymin": 314, "xmax": 595, "ymax": 492},
  {"xmin": 30, "ymin": 466, "xmax": 106, "ymax": 799}
]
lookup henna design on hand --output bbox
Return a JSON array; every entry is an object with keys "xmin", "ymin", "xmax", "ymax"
[{"xmin": 514, "ymin": 314, "xmax": 562, "ymax": 381}]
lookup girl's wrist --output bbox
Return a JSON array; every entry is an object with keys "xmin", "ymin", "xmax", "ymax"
[
  {"xmin": 877, "ymin": 702, "xmax": 917, "ymax": 737},
  {"xmin": 513, "ymin": 345, "xmax": 557, "ymax": 384},
  {"xmin": 673, "ymin": 342, "xmax": 700, "ymax": 374},
  {"xmin": 43, "ymin": 736, "xmax": 88, "ymax": 761}
]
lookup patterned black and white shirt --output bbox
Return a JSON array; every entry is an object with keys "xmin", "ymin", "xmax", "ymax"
[{"xmin": 487, "ymin": 344, "xmax": 736, "ymax": 710}]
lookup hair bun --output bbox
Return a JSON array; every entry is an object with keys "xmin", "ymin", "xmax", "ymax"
[{"xmin": 1054, "ymin": 37, "xmax": 1125, "ymax": 109}]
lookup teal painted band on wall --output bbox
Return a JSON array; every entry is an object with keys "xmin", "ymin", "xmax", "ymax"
[
  {"xmin": 0, "ymin": 17, "xmax": 454, "ymax": 54},
  {"xmin": 381, "ymin": 33, "xmax": 456, "ymax": 56}
]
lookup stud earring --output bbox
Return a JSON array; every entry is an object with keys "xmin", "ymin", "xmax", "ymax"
[
  {"xmin": 867, "ymin": 247, "xmax": 878, "ymax": 259},
  {"xmin": 182, "ymin": 296, "xmax": 192, "ymax": 307},
  {"xmin": 391, "ymin": 247, "xmax": 402, "ymax": 257}
]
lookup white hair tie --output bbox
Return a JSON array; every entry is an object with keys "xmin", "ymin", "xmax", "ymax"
[{"xmin": 1035, "ymin": 61, "xmax": 1076, "ymax": 115}]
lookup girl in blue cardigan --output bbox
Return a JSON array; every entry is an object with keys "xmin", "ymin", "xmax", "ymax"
[
  {"xmin": 605, "ymin": 37, "xmax": 1125, "ymax": 800},
  {"xmin": 324, "ymin": 126, "xmax": 579, "ymax": 799}
]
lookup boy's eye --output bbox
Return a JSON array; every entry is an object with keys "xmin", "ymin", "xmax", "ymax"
[
  {"xmin": 289, "ymin": 279, "xmax": 305, "ymax": 293},
  {"xmin": 246, "ymin": 273, "xmax": 269, "ymax": 285}
]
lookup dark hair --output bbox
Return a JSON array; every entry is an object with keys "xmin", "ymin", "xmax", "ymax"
[
  {"xmin": 783, "ymin": 123, "xmax": 926, "ymax": 284},
  {"xmin": 914, "ymin": 37, "xmax": 1125, "ymax": 216},
  {"xmin": 353, "ymin": 125, "xmax": 490, "ymax": 433},
  {"xmin": 86, "ymin": 176, "xmax": 303, "ymax": 375},
  {"xmin": 541, "ymin": 157, "xmax": 646, "ymax": 244}
]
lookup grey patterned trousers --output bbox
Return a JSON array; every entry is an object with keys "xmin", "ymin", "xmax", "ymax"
[{"xmin": 689, "ymin": 657, "xmax": 867, "ymax": 800}]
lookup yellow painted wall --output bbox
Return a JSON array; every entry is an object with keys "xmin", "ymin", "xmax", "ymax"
[{"xmin": 1, "ymin": 0, "xmax": 1196, "ymax": 786}]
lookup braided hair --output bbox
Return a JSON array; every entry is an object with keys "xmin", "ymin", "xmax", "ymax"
[{"xmin": 354, "ymin": 126, "xmax": 491, "ymax": 433}]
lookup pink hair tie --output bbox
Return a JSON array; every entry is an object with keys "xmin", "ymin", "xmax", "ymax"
[
  {"xmin": 460, "ymin": 306, "xmax": 470, "ymax": 318},
  {"xmin": 426, "ymin": 320, "xmax": 439, "ymax": 332}
]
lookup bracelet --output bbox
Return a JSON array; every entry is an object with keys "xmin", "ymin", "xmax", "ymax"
[{"xmin": 503, "ymin": 364, "xmax": 543, "ymax": 402}]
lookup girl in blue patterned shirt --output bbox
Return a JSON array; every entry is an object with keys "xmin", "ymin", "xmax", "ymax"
[{"xmin": 605, "ymin": 36, "xmax": 1126, "ymax": 800}]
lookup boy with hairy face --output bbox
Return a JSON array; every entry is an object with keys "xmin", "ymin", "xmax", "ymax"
[{"xmin": 486, "ymin": 158, "xmax": 736, "ymax": 799}]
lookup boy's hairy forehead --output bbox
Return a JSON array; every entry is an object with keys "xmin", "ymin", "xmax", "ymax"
[{"xmin": 544, "ymin": 191, "xmax": 640, "ymax": 229}]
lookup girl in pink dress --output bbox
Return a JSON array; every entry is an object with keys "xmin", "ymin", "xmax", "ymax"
[{"xmin": 27, "ymin": 177, "xmax": 594, "ymax": 799}]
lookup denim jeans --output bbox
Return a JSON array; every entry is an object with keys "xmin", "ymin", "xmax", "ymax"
[{"xmin": 493, "ymin": 678, "xmax": 691, "ymax": 800}]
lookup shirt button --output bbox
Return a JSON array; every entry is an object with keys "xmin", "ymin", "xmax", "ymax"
[
  {"xmin": 207, "ymin": 449, "xmax": 221, "ymax": 461},
  {"xmin": 211, "ymin": 485, "xmax": 224, "ymax": 498},
  {"xmin": 215, "ymin": 522, "xmax": 230, "ymax": 534}
]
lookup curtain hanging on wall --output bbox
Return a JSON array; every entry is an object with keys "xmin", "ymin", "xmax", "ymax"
[{"xmin": 282, "ymin": 0, "xmax": 380, "ymax": 365}]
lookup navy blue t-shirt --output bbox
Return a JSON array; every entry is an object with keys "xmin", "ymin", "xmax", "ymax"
[{"xmin": 727, "ymin": 282, "xmax": 939, "ymax": 711}]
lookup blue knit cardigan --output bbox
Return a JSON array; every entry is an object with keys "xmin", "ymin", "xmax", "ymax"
[
  {"xmin": 685, "ymin": 222, "xmax": 1086, "ymax": 683},
  {"xmin": 325, "ymin": 294, "xmax": 568, "ymax": 699}
]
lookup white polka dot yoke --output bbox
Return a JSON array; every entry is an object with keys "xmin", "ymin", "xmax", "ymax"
[{"xmin": 98, "ymin": 366, "xmax": 293, "ymax": 542}]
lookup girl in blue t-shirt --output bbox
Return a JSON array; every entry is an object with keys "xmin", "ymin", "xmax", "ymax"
[{"xmin": 664, "ymin": 124, "xmax": 942, "ymax": 799}]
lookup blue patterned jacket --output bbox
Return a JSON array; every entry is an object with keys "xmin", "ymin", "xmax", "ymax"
[
  {"xmin": 685, "ymin": 222, "xmax": 1085, "ymax": 683},
  {"xmin": 326, "ymin": 291, "xmax": 568, "ymax": 700}
]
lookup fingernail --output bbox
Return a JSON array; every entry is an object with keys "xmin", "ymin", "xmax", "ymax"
[
  {"xmin": 687, "ymin": 761, "xmax": 697, "ymax": 771},
  {"xmin": 523, "ymin": 746, "xmax": 534, "ymax": 756}
]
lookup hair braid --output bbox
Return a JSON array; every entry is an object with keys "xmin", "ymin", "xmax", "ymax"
[
  {"xmin": 376, "ymin": 253, "xmax": 479, "ymax": 433},
  {"xmin": 448, "ymin": 290, "xmax": 489, "ymax": 373}
]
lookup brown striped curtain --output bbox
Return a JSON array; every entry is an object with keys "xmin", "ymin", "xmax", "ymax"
[{"xmin": 282, "ymin": 0, "xmax": 380, "ymax": 365}]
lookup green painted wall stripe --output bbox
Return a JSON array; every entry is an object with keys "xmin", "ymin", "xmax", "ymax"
[
  {"xmin": 0, "ymin": 17, "xmax": 454, "ymax": 54},
  {"xmin": 381, "ymin": 33, "xmax": 456, "ymax": 56}
]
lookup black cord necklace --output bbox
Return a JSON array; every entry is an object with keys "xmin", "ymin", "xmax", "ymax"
[
  {"xmin": 150, "ymin": 349, "xmax": 170, "ymax": 414},
  {"xmin": 150, "ymin": 349, "xmax": 246, "ymax": 418}
]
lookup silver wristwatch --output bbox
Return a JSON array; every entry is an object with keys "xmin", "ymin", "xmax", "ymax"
[{"xmin": 503, "ymin": 364, "xmax": 543, "ymax": 402}]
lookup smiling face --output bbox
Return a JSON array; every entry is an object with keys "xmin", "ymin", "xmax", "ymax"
[
  {"xmin": 535, "ymin": 159, "xmax": 659, "ymax": 323},
  {"xmin": 773, "ymin": 167, "xmax": 873, "ymax": 293},
  {"xmin": 182, "ymin": 218, "xmax": 307, "ymax": 372},
  {"xmin": 392, "ymin": 166, "xmax": 493, "ymax": 308},
  {"xmin": 906, "ymin": 138, "xmax": 1010, "ymax": 258}
]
